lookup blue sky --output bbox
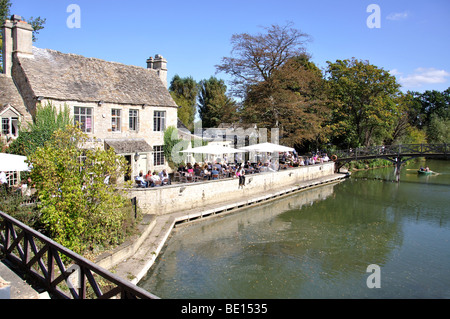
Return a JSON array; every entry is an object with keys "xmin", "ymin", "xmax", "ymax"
[{"xmin": 10, "ymin": 0, "xmax": 450, "ymax": 93}]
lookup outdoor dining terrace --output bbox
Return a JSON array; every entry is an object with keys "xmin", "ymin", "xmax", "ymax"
[{"xmin": 134, "ymin": 155, "xmax": 331, "ymax": 188}]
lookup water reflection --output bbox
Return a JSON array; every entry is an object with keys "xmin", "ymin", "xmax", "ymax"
[{"xmin": 139, "ymin": 160, "xmax": 450, "ymax": 298}]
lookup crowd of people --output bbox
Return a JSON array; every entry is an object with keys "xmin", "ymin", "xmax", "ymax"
[
  {"xmin": 134, "ymin": 151, "xmax": 331, "ymax": 188},
  {"xmin": 135, "ymin": 169, "xmax": 171, "ymax": 188}
]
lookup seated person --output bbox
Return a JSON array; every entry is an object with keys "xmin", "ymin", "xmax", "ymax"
[
  {"xmin": 145, "ymin": 170, "xmax": 152, "ymax": 181},
  {"xmin": 150, "ymin": 171, "xmax": 161, "ymax": 187},
  {"xmin": 193, "ymin": 164, "xmax": 202, "ymax": 176},
  {"xmin": 177, "ymin": 164, "xmax": 186, "ymax": 175},
  {"xmin": 159, "ymin": 169, "xmax": 170, "ymax": 185},
  {"xmin": 186, "ymin": 163, "xmax": 194, "ymax": 176},
  {"xmin": 202, "ymin": 165, "xmax": 211, "ymax": 179},
  {"xmin": 211, "ymin": 167, "xmax": 219, "ymax": 180},
  {"xmin": 135, "ymin": 171, "xmax": 148, "ymax": 188}
]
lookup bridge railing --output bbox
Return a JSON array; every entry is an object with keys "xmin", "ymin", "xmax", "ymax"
[
  {"xmin": 333, "ymin": 143, "xmax": 448, "ymax": 161},
  {"xmin": 0, "ymin": 210, "xmax": 159, "ymax": 299}
]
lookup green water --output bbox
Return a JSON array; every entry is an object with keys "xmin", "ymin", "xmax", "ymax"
[{"xmin": 138, "ymin": 159, "xmax": 450, "ymax": 298}]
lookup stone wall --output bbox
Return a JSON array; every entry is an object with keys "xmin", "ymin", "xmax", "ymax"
[{"xmin": 127, "ymin": 162, "xmax": 335, "ymax": 215}]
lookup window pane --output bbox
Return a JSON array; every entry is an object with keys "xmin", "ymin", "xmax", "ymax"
[
  {"xmin": 74, "ymin": 107, "xmax": 93, "ymax": 133},
  {"xmin": 153, "ymin": 145, "xmax": 165, "ymax": 166}
]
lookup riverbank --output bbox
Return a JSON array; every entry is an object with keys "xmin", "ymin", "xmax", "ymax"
[{"xmin": 100, "ymin": 171, "xmax": 347, "ymax": 285}]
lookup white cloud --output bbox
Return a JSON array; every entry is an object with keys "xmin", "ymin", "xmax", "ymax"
[
  {"xmin": 391, "ymin": 68, "xmax": 450, "ymax": 88},
  {"xmin": 386, "ymin": 11, "xmax": 409, "ymax": 21},
  {"xmin": 389, "ymin": 69, "xmax": 402, "ymax": 77}
]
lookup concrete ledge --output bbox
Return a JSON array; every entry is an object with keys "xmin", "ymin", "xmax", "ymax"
[{"xmin": 95, "ymin": 214, "xmax": 156, "ymax": 270}]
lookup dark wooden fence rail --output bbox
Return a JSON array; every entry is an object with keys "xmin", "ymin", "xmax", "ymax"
[
  {"xmin": 0, "ymin": 210, "xmax": 159, "ymax": 299},
  {"xmin": 333, "ymin": 143, "xmax": 448, "ymax": 161}
]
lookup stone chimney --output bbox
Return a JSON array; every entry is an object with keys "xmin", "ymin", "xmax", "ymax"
[
  {"xmin": 147, "ymin": 54, "xmax": 168, "ymax": 87},
  {"xmin": 2, "ymin": 15, "xmax": 34, "ymax": 76}
]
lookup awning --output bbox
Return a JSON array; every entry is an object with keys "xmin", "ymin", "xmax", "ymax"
[
  {"xmin": 104, "ymin": 138, "xmax": 153, "ymax": 154},
  {"xmin": 0, "ymin": 153, "xmax": 31, "ymax": 172},
  {"xmin": 180, "ymin": 144, "xmax": 247, "ymax": 155},
  {"xmin": 239, "ymin": 142, "xmax": 294, "ymax": 153}
]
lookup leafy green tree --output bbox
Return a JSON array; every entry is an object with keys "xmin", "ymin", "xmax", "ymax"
[
  {"xmin": 427, "ymin": 114, "xmax": 450, "ymax": 143},
  {"xmin": 169, "ymin": 75, "xmax": 198, "ymax": 131},
  {"xmin": 29, "ymin": 126, "xmax": 133, "ymax": 255},
  {"xmin": 198, "ymin": 76, "xmax": 238, "ymax": 127},
  {"xmin": 242, "ymin": 55, "xmax": 330, "ymax": 148},
  {"xmin": 326, "ymin": 58, "xmax": 401, "ymax": 148},
  {"xmin": 163, "ymin": 126, "xmax": 189, "ymax": 167},
  {"xmin": 8, "ymin": 102, "xmax": 72, "ymax": 156},
  {"xmin": 401, "ymin": 88, "xmax": 449, "ymax": 144},
  {"xmin": 216, "ymin": 22, "xmax": 310, "ymax": 99}
]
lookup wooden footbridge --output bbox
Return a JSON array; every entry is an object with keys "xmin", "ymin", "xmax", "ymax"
[{"xmin": 331, "ymin": 143, "xmax": 449, "ymax": 181}]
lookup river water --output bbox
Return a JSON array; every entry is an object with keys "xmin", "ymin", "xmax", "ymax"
[{"xmin": 138, "ymin": 159, "xmax": 450, "ymax": 299}]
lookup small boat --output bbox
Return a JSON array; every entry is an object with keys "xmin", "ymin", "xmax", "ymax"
[{"xmin": 418, "ymin": 169, "xmax": 433, "ymax": 175}]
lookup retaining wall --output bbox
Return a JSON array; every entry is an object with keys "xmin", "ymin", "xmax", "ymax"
[{"xmin": 127, "ymin": 162, "xmax": 335, "ymax": 215}]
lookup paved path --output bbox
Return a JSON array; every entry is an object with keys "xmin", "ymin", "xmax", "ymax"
[{"xmin": 0, "ymin": 260, "xmax": 48, "ymax": 299}]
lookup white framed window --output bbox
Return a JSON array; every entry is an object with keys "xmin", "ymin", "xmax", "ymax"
[
  {"xmin": 111, "ymin": 109, "xmax": 121, "ymax": 132},
  {"xmin": 1, "ymin": 117, "xmax": 19, "ymax": 137},
  {"xmin": 153, "ymin": 145, "xmax": 165, "ymax": 166},
  {"xmin": 74, "ymin": 107, "xmax": 93, "ymax": 133},
  {"xmin": 153, "ymin": 111, "xmax": 166, "ymax": 132},
  {"xmin": 129, "ymin": 109, "xmax": 139, "ymax": 131}
]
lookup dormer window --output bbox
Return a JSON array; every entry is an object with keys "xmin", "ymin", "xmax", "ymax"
[
  {"xmin": 0, "ymin": 105, "xmax": 21, "ymax": 139},
  {"xmin": 1, "ymin": 117, "xmax": 19, "ymax": 137}
]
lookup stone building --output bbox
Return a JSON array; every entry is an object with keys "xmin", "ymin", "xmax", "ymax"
[{"xmin": 1, "ymin": 15, "xmax": 179, "ymax": 181}]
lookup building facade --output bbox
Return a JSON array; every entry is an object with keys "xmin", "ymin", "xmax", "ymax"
[{"xmin": 1, "ymin": 15, "xmax": 179, "ymax": 182}]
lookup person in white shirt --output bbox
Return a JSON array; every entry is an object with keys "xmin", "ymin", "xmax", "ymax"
[
  {"xmin": 150, "ymin": 172, "xmax": 161, "ymax": 187},
  {"xmin": 1, "ymin": 171, "xmax": 10, "ymax": 192}
]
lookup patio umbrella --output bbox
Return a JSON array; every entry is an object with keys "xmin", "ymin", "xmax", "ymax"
[
  {"xmin": 180, "ymin": 144, "xmax": 247, "ymax": 155},
  {"xmin": 239, "ymin": 142, "xmax": 294, "ymax": 153},
  {"xmin": 0, "ymin": 153, "xmax": 31, "ymax": 172}
]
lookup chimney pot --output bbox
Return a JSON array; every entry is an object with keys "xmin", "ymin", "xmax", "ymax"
[{"xmin": 10, "ymin": 15, "xmax": 23, "ymax": 22}]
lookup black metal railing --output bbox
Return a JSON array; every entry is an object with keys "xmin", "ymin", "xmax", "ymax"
[
  {"xmin": 333, "ymin": 143, "xmax": 448, "ymax": 161},
  {"xmin": 0, "ymin": 210, "xmax": 158, "ymax": 299}
]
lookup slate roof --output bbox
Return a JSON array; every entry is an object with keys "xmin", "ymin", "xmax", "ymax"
[
  {"xmin": 0, "ymin": 74, "xmax": 30, "ymax": 119},
  {"xmin": 104, "ymin": 138, "xmax": 153, "ymax": 154},
  {"xmin": 15, "ymin": 47, "xmax": 177, "ymax": 108}
]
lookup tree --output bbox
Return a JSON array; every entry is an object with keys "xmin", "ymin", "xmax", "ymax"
[
  {"xmin": 8, "ymin": 102, "xmax": 72, "ymax": 156},
  {"xmin": 29, "ymin": 126, "xmax": 133, "ymax": 255},
  {"xmin": 242, "ymin": 55, "xmax": 330, "ymax": 148},
  {"xmin": 326, "ymin": 58, "xmax": 401, "ymax": 148},
  {"xmin": 0, "ymin": 0, "xmax": 46, "ymax": 72},
  {"xmin": 198, "ymin": 76, "xmax": 238, "ymax": 127},
  {"xmin": 216, "ymin": 22, "xmax": 310, "ymax": 99},
  {"xmin": 427, "ymin": 114, "xmax": 450, "ymax": 143},
  {"xmin": 169, "ymin": 75, "xmax": 198, "ymax": 131},
  {"xmin": 163, "ymin": 126, "xmax": 189, "ymax": 168}
]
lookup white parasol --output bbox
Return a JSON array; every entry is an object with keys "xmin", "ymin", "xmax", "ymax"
[
  {"xmin": 0, "ymin": 153, "xmax": 31, "ymax": 172},
  {"xmin": 180, "ymin": 144, "xmax": 247, "ymax": 155},
  {"xmin": 239, "ymin": 142, "xmax": 294, "ymax": 153}
]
